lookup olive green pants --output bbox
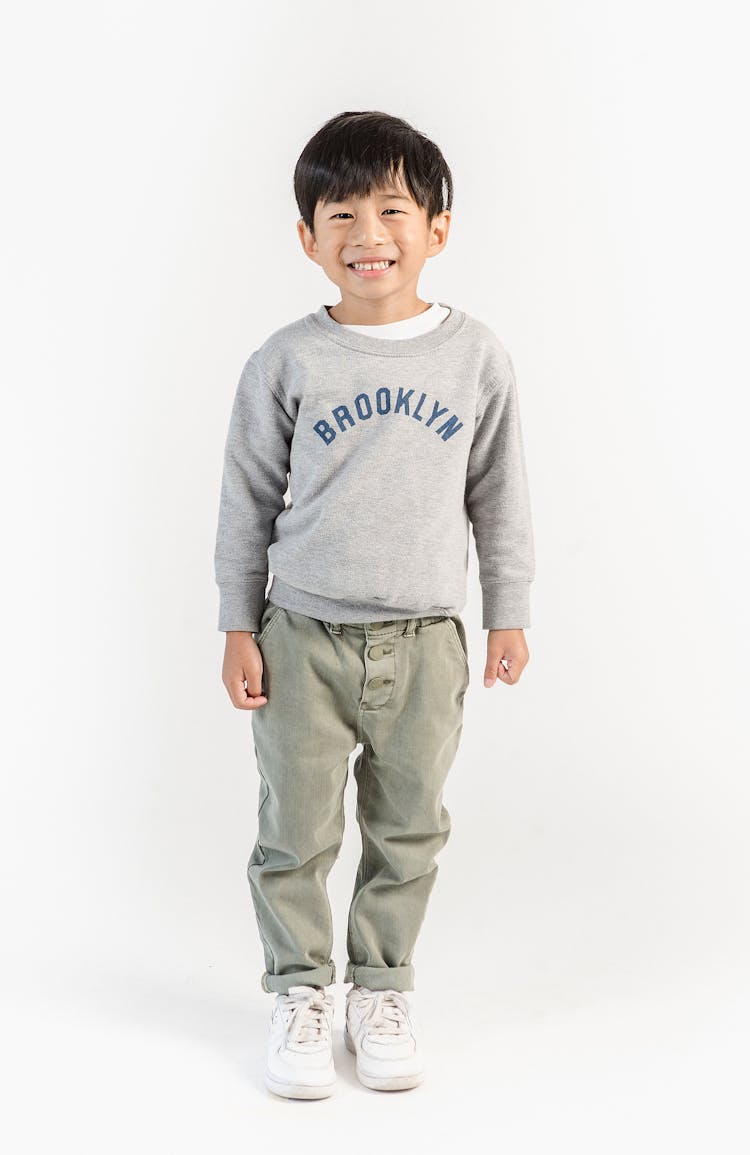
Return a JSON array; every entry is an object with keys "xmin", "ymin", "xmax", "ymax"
[{"xmin": 248, "ymin": 599, "xmax": 470, "ymax": 994}]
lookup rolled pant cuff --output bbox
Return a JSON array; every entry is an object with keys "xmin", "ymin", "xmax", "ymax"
[
  {"xmin": 344, "ymin": 962, "xmax": 414, "ymax": 991},
  {"xmin": 261, "ymin": 961, "xmax": 336, "ymax": 994}
]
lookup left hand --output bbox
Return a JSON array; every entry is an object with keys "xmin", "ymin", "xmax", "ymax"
[{"xmin": 484, "ymin": 629, "xmax": 529, "ymax": 687}]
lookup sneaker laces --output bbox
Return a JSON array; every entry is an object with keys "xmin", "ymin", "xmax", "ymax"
[
  {"xmin": 276, "ymin": 985, "xmax": 334, "ymax": 1047},
  {"xmin": 351, "ymin": 988, "xmax": 412, "ymax": 1040}
]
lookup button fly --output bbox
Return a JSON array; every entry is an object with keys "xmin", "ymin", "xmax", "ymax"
[
  {"xmin": 361, "ymin": 628, "xmax": 398, "ymax": 709},
  {"xmin": 368, "ymin": 644, "xmax": 393, "ymax": 660}
]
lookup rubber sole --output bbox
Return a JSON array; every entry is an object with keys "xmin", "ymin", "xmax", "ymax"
[
  {"xmin": 264, "ymin": 1069, "xmax": 336, "ymax": 1099},
  {"xmin": 344, "ymin": 1027, "xmax": 425, "ymax": 1091}
]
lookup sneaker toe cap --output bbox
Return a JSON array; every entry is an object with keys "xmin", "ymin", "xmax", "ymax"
[
  {"xmin": 358, "ymin": 1035, "xmax": 424, "ymax": 1077},
  {"xmin": 268, "ymin": 1045, "xmax": 335, "ymax": 1082}
]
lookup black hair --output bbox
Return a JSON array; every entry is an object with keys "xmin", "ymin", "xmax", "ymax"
[{"xmin": 294, "ymin": 110, "xmax": 453, "ymax": 236}]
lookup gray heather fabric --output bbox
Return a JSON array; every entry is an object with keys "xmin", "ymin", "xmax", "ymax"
[
  {"xmin": 248, "ymin": 599, "xmax": 470, "ymax": 993},
  {"xmin": 214, "ymin": 302, "xmax": 535, "ymax": 632}
]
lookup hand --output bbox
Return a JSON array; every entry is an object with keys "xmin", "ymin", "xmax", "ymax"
[
  {"xmin": 222, "ymin": 631, "xmax": 269, "ymax": 709},
  {"xmin": 484, "ymin": 629, "xmax": 529, "ymax": 687}
]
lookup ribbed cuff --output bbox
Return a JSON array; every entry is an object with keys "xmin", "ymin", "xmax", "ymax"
[
  {"xmin": 217, "ymin": 579, "xmax": 269, "ymax": 633},
  {"xmin": 481, "ymin": 581, "xmax": 532, "ymax": 630}
]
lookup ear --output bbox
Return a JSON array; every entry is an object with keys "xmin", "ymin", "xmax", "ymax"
[
  {"xmin": 297, "ymin": 218, "xmax": 321, "ymax": 264},
  {"xmin": 429, "ymin": 209, "xmax": 451, "ymax": 254}
]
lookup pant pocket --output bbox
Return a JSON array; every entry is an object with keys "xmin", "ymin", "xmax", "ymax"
[
  {"xmin": 445, "ymin": 615, "xmax": 470, "ymax": 680},
  {"xmin": 255, "ymin": 601, "xmax": 284, "ymax": 646}
]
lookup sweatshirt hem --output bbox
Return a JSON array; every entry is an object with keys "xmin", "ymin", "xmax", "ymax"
[{"xmin": 267, "ymin": 576, "xmax": 458, "ymax": 624}]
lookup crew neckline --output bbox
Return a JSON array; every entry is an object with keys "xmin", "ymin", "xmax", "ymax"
[{"xmin": 307, "ymin": 301, "xmax": 466, "ymax": 356}]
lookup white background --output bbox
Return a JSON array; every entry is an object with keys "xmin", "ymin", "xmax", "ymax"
[{"xmin": 2, "ymin": 0, "xmax": 749, "ymax": 1149}]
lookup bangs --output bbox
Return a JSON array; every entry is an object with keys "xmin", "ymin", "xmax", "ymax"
[{"xmin": 294, "ymin": 111, "xmax": 453, "ymax": 233}]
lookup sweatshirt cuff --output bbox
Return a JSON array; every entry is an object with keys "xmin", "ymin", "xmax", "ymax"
[
  {"xmin": 481, "ymin": 581, "xmax": 532, "ymax": 630},
  {"xmin": 217, "ymin": 579, "xmax": 269, "ymax": 633}
]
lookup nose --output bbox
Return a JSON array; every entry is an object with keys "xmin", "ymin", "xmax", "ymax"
[{"xmin": 349, "ymin": 206, "xmax": 389, "ymax": 246}]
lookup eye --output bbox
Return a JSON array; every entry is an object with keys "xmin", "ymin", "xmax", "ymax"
[{"xmin": 329, "ymin": 209, "xmax": 404, "ymax": 219}]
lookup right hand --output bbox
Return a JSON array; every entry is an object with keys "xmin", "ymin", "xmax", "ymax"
[{"xmin": 222, "ymin": 631, "xmax": 268, "ymax": 710}]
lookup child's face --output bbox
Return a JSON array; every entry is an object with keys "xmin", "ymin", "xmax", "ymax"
[{"xmin": 298, "ymin": 173, "xmax": 450, "ymax": 304}]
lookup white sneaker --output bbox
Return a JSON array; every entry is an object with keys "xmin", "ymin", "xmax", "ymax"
[
  {"xmin": 264, "ymin": 984, "xmax": 336, "ymax": 1099},
  {"xmin": 344, "ymin": 985, "xmax": 425, "ymax": 1091}
]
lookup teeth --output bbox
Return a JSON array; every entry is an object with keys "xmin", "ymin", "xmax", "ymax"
[{"xmin": 351, "ymin": 261, "xmax": 393, "ymax": 270}]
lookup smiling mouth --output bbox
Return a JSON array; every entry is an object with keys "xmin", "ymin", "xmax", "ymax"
[{"xmin": 347, "ymin": 260, "xmax": 397, "ymax": 268}]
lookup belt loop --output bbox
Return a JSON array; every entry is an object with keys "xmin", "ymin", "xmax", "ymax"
[
  {"xmin": 326, "ymin": 620, "xmax": 342, "ymax": 635},
  {"xmin": 403, "ymin": 617, "xmax": 418, "ymax": 637}
]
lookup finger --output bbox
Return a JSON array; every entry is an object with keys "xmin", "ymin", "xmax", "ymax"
[
  {"xmin": 226, "ymin": 665, "xmax": 268, "ymax": 709},
  {"xmin": 235, "ymin": 693, "xmax": 268, "ymax": 710},
  {"xmin": 228, "ymin": 680, "xmax": 268, "ymax": 709},
  {"xmin": 484, "ymin": 657, "xmax": 514, "ymax": 687},
  {"xmin": 243, "ymin": 663, "xmax": 265, "ymax": 699}
]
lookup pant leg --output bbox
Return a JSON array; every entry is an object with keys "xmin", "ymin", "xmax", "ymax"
[
  {"xmin": 344, "ymin": 614, "xmax": 470, "ymax": 991},
  {"xmin": 248, "ymin": 601, "xmax": 359, "ymax": 994}
]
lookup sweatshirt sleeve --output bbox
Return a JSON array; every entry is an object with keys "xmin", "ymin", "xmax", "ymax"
[
  {"xmin": 214, "ymin": 354, "xmax": 294, "ymax": 632},
  {"xmin": 465, "ymin": 352, "xmax": 535, "ymax": 630}
]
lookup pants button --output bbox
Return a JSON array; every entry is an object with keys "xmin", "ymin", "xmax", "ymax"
[{"xmin": 368, "ymin": 644, "xmax": 394, "ymax": 659}]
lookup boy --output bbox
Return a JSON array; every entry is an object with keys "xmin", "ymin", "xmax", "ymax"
[{"xmin": 214, "ymin": 110, "xmax": 535, "ymax": 1099}]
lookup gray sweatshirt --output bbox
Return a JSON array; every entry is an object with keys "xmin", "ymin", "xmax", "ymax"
[{"xmin": 214, "ymin": 302, "xmax": 535, "ymax": 632}]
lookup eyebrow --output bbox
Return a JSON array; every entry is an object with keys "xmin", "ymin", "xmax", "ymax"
[{"xmin": 327, "ymin": 191, "xmax": 411, "ymax": 205}]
